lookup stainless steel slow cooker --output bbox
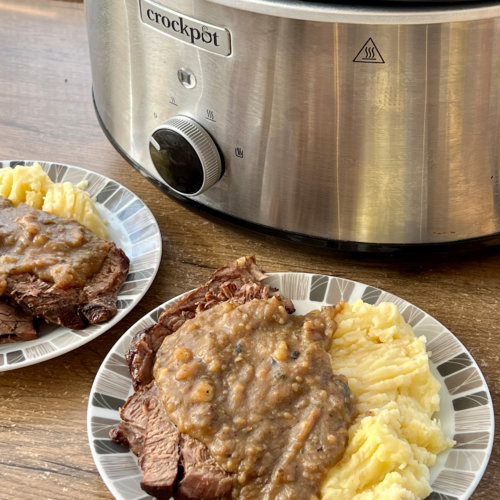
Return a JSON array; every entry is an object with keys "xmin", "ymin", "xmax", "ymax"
[{"xmin": 86, "ymin": 0, "xmax": 500, "ymax": 249}]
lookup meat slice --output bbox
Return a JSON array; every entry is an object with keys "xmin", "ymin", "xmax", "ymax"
[
  {"xmin": 0, "ymin": 301, "xmax": 37, "ymax": 342},
  {"xmin": 109, "ymin": 382, "xmax": 155, "ymax": 456},
  {"xmin": 177, "ymin": 435, "xmax": 233, "ymax": 500},
  {"xmin": 111, "ymin": 381, "xmax": 231, "ymax": 499},
  {"xmin": 139, "ymin": 385, "xmax": 181, "ymax": 499},
  {"xmin": 81, "ymin": 294, "xmax": 119, "ymax": 325},
  {"xmin": 125, "ymin": 326, "xmax": 156, "ymax": 392},
  {"xmin": 138, "ymin": 386, "xmax": 232, "ymax": 500},
  {"xmin": 127, "ymin": 256, "xmax": 294, "ymax": 388}
]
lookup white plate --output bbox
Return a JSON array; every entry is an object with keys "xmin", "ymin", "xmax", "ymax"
[
  {"xmin": 0, "ymin": 160, "xmax": 162, "ymax": 371},
  {"xmin": 87, "ymin": 273, "xmax": 494, "ymax": 500}
]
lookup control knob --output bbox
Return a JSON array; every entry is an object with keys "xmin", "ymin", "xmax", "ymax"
[{"xmin": 149, "ymin": 115, "xmax": 222, "ymax": 196}]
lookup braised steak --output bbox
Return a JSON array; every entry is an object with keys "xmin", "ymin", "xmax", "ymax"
[
  {"xmin": 113, "ymin": 256, "xmax": 292, "ymax": 498},
  {"xmin": 0, "ymin": 198, "xmax": 129, "ymax": 335},
  {"xmin": 155, "ymin": 297, "xmax": 356, "ymax": 499},
  {"xmin": 112, "ymin": 257, "xmax": 355, "ymax": 500}
]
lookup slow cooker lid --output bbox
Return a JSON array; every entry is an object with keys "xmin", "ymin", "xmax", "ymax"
[
  {"xmin": 209, "ymin": 0, "xmax": 500, "ymax": 24},
  {"xmin": 307, "ymin": 0, "xmax": 494, "ymax": 3}
]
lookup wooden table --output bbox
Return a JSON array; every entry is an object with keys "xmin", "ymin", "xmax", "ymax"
[{"xmin": 0, "ymin": 1, "xmax": 498, "ymax": 498}]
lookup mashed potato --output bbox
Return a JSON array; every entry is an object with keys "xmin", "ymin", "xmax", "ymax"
[
  {"xmin": 322, "ymin": 300, "xmax": 453, "ymax": 500},
  {"xmin": 0, "ymin": 162, "xmax": 108, "ymax": 239}
]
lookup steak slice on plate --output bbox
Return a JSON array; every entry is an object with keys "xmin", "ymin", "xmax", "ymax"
[
  {"xmin": 109, "ymin": 382, "xmax": 155, "ymax": 456},
  {"xmin": 0, "ymin": 301, "xmax": 37, "ymax": 342},
  {"xmin": 111, "ymin": 381, "xmax": 232, "ymax": 499},
  {"xmin": 139, "ymin": 384, "xmax": 181, "ymax": 499},
  {"xmin": 177, "ymin": 434, "xmax": 233, "ymax": 500}
]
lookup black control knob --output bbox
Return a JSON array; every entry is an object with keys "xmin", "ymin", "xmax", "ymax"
[{"xmin": 149, "ymin": 116, "xmax": 222, "ymax": 196}]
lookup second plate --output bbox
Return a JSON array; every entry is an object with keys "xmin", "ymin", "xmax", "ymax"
[{"xmin": 0, "ymin": 160, "xmax": 162, "ymax": 371}]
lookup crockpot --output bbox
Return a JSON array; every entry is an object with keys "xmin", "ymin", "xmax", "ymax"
[{"xmin": 86, "ymin": 0, "xmax": 500, "ymax": 250}]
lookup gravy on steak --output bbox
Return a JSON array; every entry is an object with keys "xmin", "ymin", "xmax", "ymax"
[
  {"xmin": 0, "ymin": 199, "xmax": 110, "ymax": 295},
  {"xmin": 154, "ymin": 297, "xmax": 356, "ymax": 499}
]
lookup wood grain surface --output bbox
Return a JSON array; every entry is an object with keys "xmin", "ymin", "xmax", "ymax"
[{"xmin": 0, "ymin": 1, "xmax": 498, "ymax": 499}]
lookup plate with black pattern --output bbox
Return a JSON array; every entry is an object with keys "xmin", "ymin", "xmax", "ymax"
[
  {"xmin": 0, "ymin": 160, "xmax": 162, "ymax": 371},
  {"xmin": 87, "ymin": 273, "xmax": 494, "ymax": 500}
]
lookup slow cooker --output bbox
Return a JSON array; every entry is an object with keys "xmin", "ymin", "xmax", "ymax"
[{"xmin": 86, "ymin": 0, "xmax": 500, "ymax": 250}]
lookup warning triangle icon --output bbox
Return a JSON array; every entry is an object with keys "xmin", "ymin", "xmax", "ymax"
[{"xmin": 353, "ymin": 38, "xmax": 385, "ymax": 64}]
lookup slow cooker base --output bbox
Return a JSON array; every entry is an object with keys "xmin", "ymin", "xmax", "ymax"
[{"xmin": 94, "ymin": 96, "xmax": 500, "ymax": 255}]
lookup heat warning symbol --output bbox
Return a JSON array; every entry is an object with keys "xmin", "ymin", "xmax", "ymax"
[{"xmin": 353, "ymin": 38, "xmax": 385, "ymax": 64}]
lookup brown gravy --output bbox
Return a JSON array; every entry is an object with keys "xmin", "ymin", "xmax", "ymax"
[
  {"xmin": 0, "ymin": 199, "xmax": 110, "ymax": 295},
  {"xmin": 154, "ymin": 297, "xmax": 356, "ymax": 499}
]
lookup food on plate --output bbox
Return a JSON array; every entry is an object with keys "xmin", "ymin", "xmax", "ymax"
[
  {"xmin": 0, "ymin": 197, "xmax": 129, "ymax": 339},
  {"xmin": 0, "ymin": 162, "xmax": 108, "ymax": 238},
  {"xmin": 110, "ymin": 256, "xmax": 452, "ymax": 499},
  {"xmin": 322, "ymin": 300, "xmax": 453, "ymax": 499},
  {"xmin": 155, "ymin": 297, "xmax": 356, "ymax": 499}
]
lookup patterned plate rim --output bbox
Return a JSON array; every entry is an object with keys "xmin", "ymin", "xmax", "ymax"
[
  {"xmin": 0, "ymin": 160, "xmax": 162, "ymax": 371},
  {"xmin": 87, "ymin": 272, "xmax": 495, "ymax": 500}
]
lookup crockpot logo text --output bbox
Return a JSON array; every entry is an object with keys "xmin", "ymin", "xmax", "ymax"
[
  {"xmin": 140, "ymin": 0, "xmax": 231, "ymax": 56},
  {"xmin": 146, "ymin": 9, "xmax": 220, "ymax": 47}
]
